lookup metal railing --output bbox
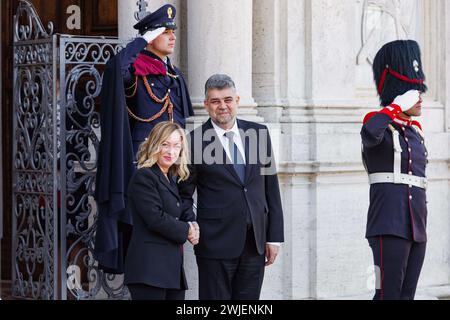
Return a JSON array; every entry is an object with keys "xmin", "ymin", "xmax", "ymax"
[{"xmin": 12, "ymin": 0, "xmax": 128, "ymax": 300}]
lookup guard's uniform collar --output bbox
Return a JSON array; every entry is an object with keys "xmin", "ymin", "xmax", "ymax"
[
  {"xmin": 393, "ymin": 115, "xmax": 413, "ymax": 127},
  {"xmin": 142, "ymin": 50, "xmax": 170, "ymax": 65},
  {"xmin": 143, "ymin": 50, "xmax": 177, "ymax": 74}
]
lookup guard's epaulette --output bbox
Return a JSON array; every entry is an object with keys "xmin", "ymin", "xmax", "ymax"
[{"xmin": 363, "ymin": 111, "xmax": 378, "ymax": 124}]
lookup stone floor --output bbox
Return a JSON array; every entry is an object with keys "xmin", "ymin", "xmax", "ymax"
[
  {"xmin": 330, "ymin": 286, "xmax": 450, "ymax": 300},
  {"xmin": 1, "ymin": 279, "xmax": 449, "ymax": 300}
]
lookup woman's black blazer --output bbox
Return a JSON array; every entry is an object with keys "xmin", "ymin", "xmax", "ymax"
[{"xmin": 124, "ymin": 165, "xmax": 192, "ymax": 290}]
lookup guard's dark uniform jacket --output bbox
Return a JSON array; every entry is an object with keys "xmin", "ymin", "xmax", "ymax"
[
  {"xmin": 94, "ymin": 37, "xmax": 193, "ymax": 274},
  {"xmin": 121, "ymin": 37, "xmax": 194, "ymax": 154},
  {"xmin": 361, "ymin": 104, "xmax": 428, "ymax": 243}
]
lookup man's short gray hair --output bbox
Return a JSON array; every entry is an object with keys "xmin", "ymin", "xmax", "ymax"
[{"xmin": 204, "ymin": 74, "xmax": 236, "ymax": 98}]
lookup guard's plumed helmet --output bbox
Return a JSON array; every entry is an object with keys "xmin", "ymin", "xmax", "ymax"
[{"xmin": 373, "ymin": 40, "xmax": 427, "ymax": 107}]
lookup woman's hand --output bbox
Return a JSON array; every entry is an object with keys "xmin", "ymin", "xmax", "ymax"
[{"xmin": 187, "ymin": 222, "xmax": 200, "ymax": 245}]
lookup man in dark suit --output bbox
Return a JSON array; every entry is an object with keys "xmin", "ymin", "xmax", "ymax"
[{"xmin": 179, "ymin": 74, "xmax": 284, "ymax": 300}]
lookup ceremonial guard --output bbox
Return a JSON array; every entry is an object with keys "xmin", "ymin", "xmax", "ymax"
[
  {"xmin": 123, "ymin": 4, "xmax": 193, "ymax": 154},
  {"xmin": 361, "ymin": 40, "xmax": 428, "ymax": 300},
  {"xmin": 94, "ymin": 4, "xmax": 194, "ymax": 273}
]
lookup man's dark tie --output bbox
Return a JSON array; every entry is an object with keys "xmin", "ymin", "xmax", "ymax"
[{"xmin": 224, "ymin": 131, "xmax": 246, "ymax": 183}]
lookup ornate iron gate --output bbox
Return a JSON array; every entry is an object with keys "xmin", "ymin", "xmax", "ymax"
[
  {"xmin": 12, "ymin": 0, "xmax": 129, "ymax": 300},
  {"xmin": 12, "ymin": 0, "xmax": 57, "ymax": 300}
]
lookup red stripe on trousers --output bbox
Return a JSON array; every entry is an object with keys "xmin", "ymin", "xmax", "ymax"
[{"xmin": 380, "ymin": 236, "xmax": 384, "ymax": 300}]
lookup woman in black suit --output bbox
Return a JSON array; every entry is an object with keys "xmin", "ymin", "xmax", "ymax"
[{"xmin": 124, "ymin": 121, "xmax": 199, "ymax": 300}]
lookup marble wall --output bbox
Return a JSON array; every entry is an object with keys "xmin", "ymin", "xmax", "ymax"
[{"xmin": 118, "ymin": 0, "xmax": 450, "ymax": 299}]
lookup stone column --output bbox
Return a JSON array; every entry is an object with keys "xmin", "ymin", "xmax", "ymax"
[
  {"xmin": 278, "ymin": 0, "xmax": 357, "ymax": 124},
  {"xmin": 306, "ymin": 0, "xmax": 356, "ymax": 105},
  {"xmin": 118, "ymin": 0, "xmax": 138, "ymax": 41},
  {"xmin": 254, "ymin": 0, "xmax": 356, "ymax": 122},
  {"xmin": 442, "ymin": 0, "xmax": 450, "ymax": 131},
  {"xmin": 118, "ymin": 0, "xmax": 181, "ymax": 67},
  {"xmin": 253, "ymin": 0, "xmax": 308, "ymax": 122},
  {"xmin": 187, "ymin": 0, "xmax": 260, "ymax": 120},
  {"xmin": 253, "ymin": 0, "xmax": 283, "ymax": 123}
]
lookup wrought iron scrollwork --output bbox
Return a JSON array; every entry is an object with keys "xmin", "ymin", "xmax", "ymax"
[
  {"xmin": 60, "ymin": 37, "xmax": 127, "ymax": 300},
  {"xmin": 12, "ymin": 0, "xmax": 57, "ymax": 300},
  {"xmin": 13, "ymin": 0, "xmax": 128, "ymax": 300},
  {"xmin": 13, "ymin": 0, "xmax": 53, "ymax": 41},
  {"xmin": 65, "ymin": 42, "xmax": 122, "ymax": 65}
]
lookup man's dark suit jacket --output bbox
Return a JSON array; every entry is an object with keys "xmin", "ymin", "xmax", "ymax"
[
  {"xmin": 124, "ymin": 165, "xmax": 194, "ymax": 290},
  {"xmin": 179, "ymin": 118, "xmax": 284, "ymax": 259}
]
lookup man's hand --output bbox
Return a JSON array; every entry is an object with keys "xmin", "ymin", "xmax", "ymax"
[
  {"xmin": 392, "ymin": 90, "xmax": 420, "ymax": 111},
  {"xmin": 187, "ymin": 222, "xmax": 200, "ymax": 246},
  {"xmin": 265, "ymin": 244, "xmax": 280, "ymax": 267},
  {"xmin": 141, "ymin": 27, "xmax": 166, "ymax": 43}
]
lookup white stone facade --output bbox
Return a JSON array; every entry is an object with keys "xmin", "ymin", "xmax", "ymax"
[{"xmin": 118, "ymin": 0, "xmax": 450, "ymax": 299}]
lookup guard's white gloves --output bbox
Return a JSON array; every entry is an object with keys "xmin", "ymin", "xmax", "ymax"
[
  {"xmin": 392, "ymin": 90, "xmax": 420, "ymax": 111},
  {"xmin": 141, "ymin": 27, "xmax": 166, "ymax": 43}
]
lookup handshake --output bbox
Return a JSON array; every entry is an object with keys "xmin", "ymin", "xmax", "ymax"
[{"xmin": 187, "ymin": 221, "xmax": 200, "ymax": 246}]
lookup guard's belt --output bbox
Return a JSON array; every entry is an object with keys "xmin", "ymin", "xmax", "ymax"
[
  {"xmin": 364, "ymin": 124, "xmax": 427, "ymax": 190},
  {"xmin": 368, "ymin": 172, "xmax": 427, "ymax": 190}
]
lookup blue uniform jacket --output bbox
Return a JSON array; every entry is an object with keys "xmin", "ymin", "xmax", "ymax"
[
  {"xmin": 361, "ymin": 105, "xmax": 428, "ymax": 243},
  {"xmin": 120, "ymin": 37, "xmax": 194, "ymax": 154}
]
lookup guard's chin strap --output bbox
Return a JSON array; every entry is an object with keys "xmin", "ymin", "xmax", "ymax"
[
  {"xmin": 403, "ymin": 110, "xmax": 413, "ymax": 118},
  {"xmin": 378, "ymin": 66, "xmax": 424, "ymax": 95}
]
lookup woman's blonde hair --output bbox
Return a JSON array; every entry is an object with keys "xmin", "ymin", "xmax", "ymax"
[{"xmin": 137, "ymin": 121, "xmax": 190, "ymax": 182}]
